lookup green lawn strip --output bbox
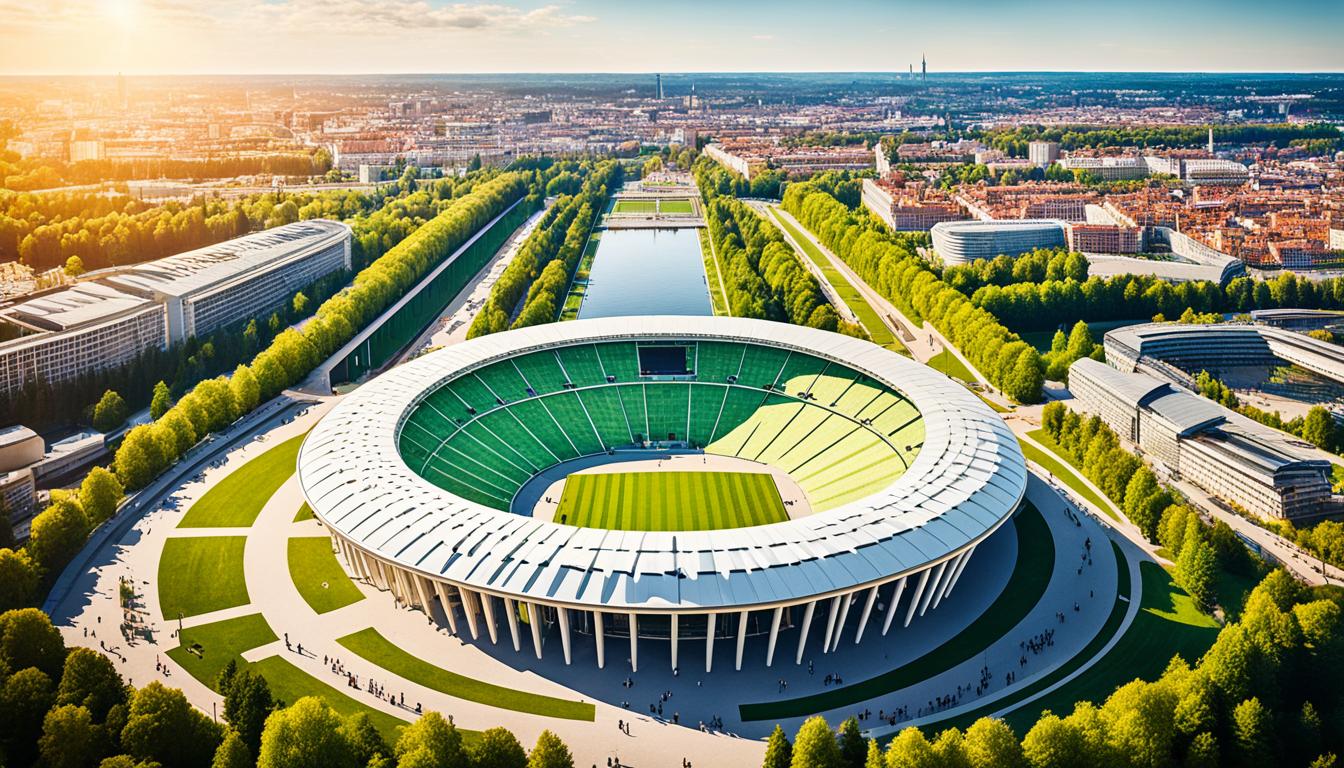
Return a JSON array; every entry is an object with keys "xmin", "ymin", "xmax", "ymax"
[
  {"xmin": 613, "ymin": 200, "xmax": 656, "ymax": 213},
  {"xmin": 179, "ymin": 432, "xmax": 307, "ymax": 528},
  {"xmin": 739, "ymin": 503, "xmax": 1055, "ymax": 721},
  {"xmin": 294, "ymin": 503, "xmax": 315, "ymax": 522},
  {"xmin": 560, "ymin": 230, "xmax": 602, "ymax": 321},
  {"xmin": 337, "ymin": 628, "xmax": 595, "ymax": 721},
  {"xmin": 166, "ymin": 612, "xmax": 277, "ymax": 688},
  {"xmin": 977, "ymin": 393, "xmax": 1011, "ymax": 414},
  {"xmin": 249, "ymin": 656, "xmax": 427, "ymax": 745},
  {"xmin": 659, "ymin": 199, "xmax": 695, "ymax": 214},
  {"xmin": 287, "ymin": 537, "xmax": 366, "ymax": 614},
  {"xmin": 997, "ymin": 559, "xmax": 1218, "ymax": 732},
  {"xmin": 925, "ymin": 348, "xmax": 978, "ymax": 384},
  {"xmin": 698, "ymin": 228, "xmax": 731, "ymax": 315},
  {"xmin": 158, "ymin": 536, "xmax": 249, "ymax": 619},
  {"xmin": 1022, "ymin": 429, "xmax": 1118, "ymax": 522}
]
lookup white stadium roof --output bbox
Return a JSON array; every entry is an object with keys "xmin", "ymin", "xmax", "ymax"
[{"xmin": 297, "ymin": 316, "xmax": 1027, "ymax": 613}]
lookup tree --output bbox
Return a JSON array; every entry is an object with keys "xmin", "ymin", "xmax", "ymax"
[
  {"xmin": 837, "ymin": 717, "xmax": 866, "ymax": 768},
  {"xmin": 57, "ymin": 647, "xmax": 128, "ymax": 720},
  {"xmin": 255, "ymin": 696, "xmax": 356, "ymax": 768},
  {"xmin": 92, "ymin": 389, "xmax": 129, "ymax": 433},
  {"xmin": 864, "ymin": 739, "xmax": 882, "ymax": 768},
  {"xmin": 1176, "ymin": 523, "xmax": 1217, "ymax": 608},
  {"xmin": 27, "ymin": 497, "xmax": 91, "ymax": 572},
  {"xmin": 884, "ymin": 727, "xmax": 937, "ymax": 768},
  {"xmin": 40, "ymin": 704, "xmax": 102, "ymax": 768},
  {"xmin": 790, "ymin": 716, "xmax": 841, "ymax": 768},
  {"xmin": 1, "ymin": 607, "xmax": 67, "ymax": 677},
  {"xmin": 1, "ymin": 667, "xmax": 56, "ymax": 764},
  {"xmin": 338, "ymin": 712, "xmax": 389, "ymax": 768},
  {"xmin": 221, "ymin": 667, "xmax": 274, "ymax": 755},
  {"xmin": 526, "ymin": 730, "xmax": 573, "ymax": 768},
  {"xmin": 121, "ymin": 681, "xmax": 221, "ymax": 768},
  {"xmin": 229, "ymin": 365, "xmax": 262, "ymax": 417},
  {"xmin": 1302, "ymin": 407, "xmax": 1338, "ymax": 452},
  {"xmin": 1232, "ymin": 697, "xmax": 1273, "ymax": 768},
  {"xmin": 65, "ymin": 255, "xmax": 85, "ymax": 276},
  {"xmin": 963, "ymin": 718, "xmax": 1024, "ymax": 768},
  {"xmin": 150, "ymin": 381, "xmax": 174, "ymax": 420},
  {"xmin": 0, "ymin": 548, "xmax": 40, "ymax": 611},
  {"xmin": 394, "ymin": 711, "xmax": 466, "ymax": 768},
  {"xmin": 212, "ymin": 729, "xmax": 252, "ymax": 768},
  {"xmin": 114, "ymin": 424, "xmax": 169, "ymax": 490},
  {"xmin": 763, "ymin": 723, "xmax": 793, "ymax": 768},
  {"xmin": 1020, "ymin": 714, "xmax": 1084, "ymax": 768},
  {"xmin": 79, "ymin": 466, "xmax": 124, "ymax": 525},
  {"xmin": 471, "ymin": 726, "xmax": 527, "ymax": 768},
  {"xmin": 292, "ymin": 291, "xmax": 309, "ymax": 317}
]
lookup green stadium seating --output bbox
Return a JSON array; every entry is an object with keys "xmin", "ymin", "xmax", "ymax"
[
  {"xmin": 476, "ymin": 364, "xmax": 531, "ymax": 403},
  {"xmin": 542, "ymin": 392, "xmax": 605, "ymax": 455},
  {"xmin": 645, "ymin": 383, "xmax": 690, "ymax": 441},
  {"xmin": 514, "ymin": 353, "xmax": 570, "ymax": 394},
  {"xmin": 618, "ymin": 385, "xmax": 649, "ymax": 441},
  {"xmin": 695, "ymin": 341, "xmax": 746, "ymax": 382},
  {"xmin": 687, "ymin": 385, "xmax": 728, "ymax": 447},
  {"xmin": 556, "ymin": 345, "xmax": 606, "ymax": 387},
  {"xmin": 574, "ymin": 387, "xmax": 634, "ymax": 447},
  {"xmin": 773, "ymin": 353, "xmax": 829, "ymax": 396},
  {"xmin": 594, "ymin": 342, "xmax": 639, "ymax": 381},
  {"xmin": 735, "ymin": 345, "xmax": 790, "ymax": 389}
]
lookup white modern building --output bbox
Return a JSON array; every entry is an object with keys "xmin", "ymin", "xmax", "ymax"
[
  {"xmin": 1028, "ymin": 141, "xmax": 1060, "ymax": 167},
  {"xmin": 298, "ymin": 317, "xmax": 1027, "ymax": 672},
  {"xmin": 929, "ymin": 219, "xmax": 1067, "ymax": 264}
]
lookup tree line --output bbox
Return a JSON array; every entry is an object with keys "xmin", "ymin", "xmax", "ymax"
[
  {"xmin": 781, "ymin": 181, "xmax": 1045, "ymax": 403},
  {"xmin": 977, "ymin": 123, "xmax": 1341, "ymax": 157},
  {"xmin": 467, "ymin": 160, "xmax": 621, "ymax": 337},
  {"xmin": 760, "ymin": 567, "xmax": 1342, "ymax": 768},
  {"xmin": 694, "ymin": 157, "xmax": 787, "ymax": 200},
  {"xmin": 0, "ymin": 607, "xmax": 579, "ymax": 768},
  {"xmin": 941, "ymin": 249, "xmax": 1089, "ymax": 296}
]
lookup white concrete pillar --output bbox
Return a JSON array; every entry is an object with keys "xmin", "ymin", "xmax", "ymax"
[
  {"xmin": 795, "ymin": 600, "xmax": 817, "ymax": 665},
  {"xmin": 503, "ymin": 597, "xmax": 521, "ymax": 651},
  {"xmin": 904, "ymin": 568, "xmax": 932, "ymax": 628},
  {"xmin": 413, "ymin": 576, "xmax": 435, "ymax": 615},
  {"xmin": 766, "ymin": 606, "xmax": 784, "ymax": 667},
  {"xmin": 944, "ymin": 545, "xmax": 975, "ymax": 598},
  {"xmin": 822, "ymin": 595, "xmax": 841, "ymax": 653},
  {"xmin": 932, "ymin": 552, "xmax": 966, "ymax": 610},
  {"xmin": 460, "ymin": 589, "xmax": 481, "ymax": 640},
  {"xmin": 670, "ymin": 614, "xmax": 679, "ymax": 673},
  {"xmin": 432, "ymin": 582, "xmax": 459, "ymax": 635},
  {"xmin": 854, "ymin": 585, "xmax": 880, "ymax": 645},
  {"xmin": 917, "ymin": 561, "xmax": 949, "ymax": 618},
  {"xmin": 527, "ymin": 603, "xmax": 543, "ymax": 659},
  {"xmin": 883, "ymin": 576, "xmax": 908, "ymax": 636},
  {"xmin": 628, "ymin": 613, "xmax": 639, "ymax": 672},
  {"xmin": 557, "ymin": 607, "xmax": 572, "ymax": 666},
  {"xmin": 735, "ymin": 610, "xmax": 749, "ymax": 671},
  {"xmin": 594, "ymin": 611, "xmax": 606, "ymax": 669},
  {"xmin": 705, "ymin": 613, "xmax": 717, "ymax": 673},
  {"xmin": 831, "ymin": 592, "xmax": 854, "ymax": 651},
  {"xmin": 479, "ymin": 592, "xmax": 499, "ymax": 644}
]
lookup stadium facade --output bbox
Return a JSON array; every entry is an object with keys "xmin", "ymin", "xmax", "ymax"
[{"xmin": 297, "ymin": 317, "xmax": 1026, "ymax": 672}]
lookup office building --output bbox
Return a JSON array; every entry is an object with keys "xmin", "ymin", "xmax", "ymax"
[{"xmin": 929, "ymin": 219, "xmax": 1067, "ymax": 264}]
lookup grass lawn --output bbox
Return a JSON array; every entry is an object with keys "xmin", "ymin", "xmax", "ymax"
[
  {"xmin": 612, "ymin": 199, "xmax": 657, "ymax": 214},
  {"xmin": 659, "ymin": 199, "xmax": 695, "ymax": 214},
  {"xmin": 766, "ymin": 209, "xmax": 905, "ymax": 354},
  {"xmin": 560, "ymin": 231, "xmax": 602, "ymax": 321},
  {"xmin": 158, "ymin": 536, "xmax": 250, "ymax": 619},
  {"xmin": 698, "ymin": 228, "xmax": 729, "ymax": 316},
  {"xmin": 179, "ymin": 432, "xmax": 306, "ymax": 528},
  {"xmin": 338, "ymin": 628, "xmax": 595, "ymax": 721},
  {"xmin": 250, "ymin": 656, "xmax": 420, "ymax": 745},
  {"xmin": 557, "ymin": 471, "xmax": 788, "ymax": 531},
  {"xmin": 739, "ymin": 503, "xmax": 1055, "ymax": 721},
  {"xmin": 294, "ymin": 503, "xmax": 315, "ymax": 522},
  {"xmin": 925, "ymin": 348, "xmax": 978, "ymax": 384},
  {"xmin": 1021, "ymin": 429, "xmax": 1118, "ymax": 521},
  {"xmin": 166, "ymin": 612, "xmax": 277, "ymax": 687},
  {"xmin": 288, "ymin": 537, "xmax": 365, "ymax": 614},
  {"xmin": 1020, "ymin": 320, "xmax": 1148, "ymax": 353}
]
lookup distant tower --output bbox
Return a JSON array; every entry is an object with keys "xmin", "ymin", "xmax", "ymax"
[
  {"xmin": 1208, "ymin": 127, "xmax": 1215, "ymax": 155},
  {"xmin": 656, "ymin": 73, "xmax": 664, "ymax": 100},
  {"xmin": 921, "ymin": 53, "xmax": 927, "ymax": 82},
  {"xmin": 909, "ymin": 63, "xmax": 914, "ymax": 80}
]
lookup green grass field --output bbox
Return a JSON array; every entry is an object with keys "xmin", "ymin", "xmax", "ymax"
[
  {"xmin": 179, "ymin": 432, "xmax": 306, "ymax": 528},
  {"xmin": 659, "ymin": 199, "xmax": 695, "ymax": 214},
  {"xmin": 337, "ymin": 628, "xmax": 595, "ymax": 721},
  {"xmin": 294, "ymin": 503, "xmax": 315, "ymax": 522},
  {"xmin": 158, "ymin": 536, "xmax": 250, "ymax": 619},
  {"xmin": 167, "ymin": 612, "xmax": 277, "ymax": 687},
  {"xmin": 287, "ymin": 537, "xmax": 366, "ymax": 614},
  {"xmin": 612, "ymin": 199, "xmax": 657, "ymax": 214},
  {"xmin": 698, "ymin": 228, "xmax": 730, "ymax": 315},
  {"xmin": 1021, "ymin": 429, "xmax": 1118, "ymax": 521},
  {"xmin": 556, "ymin": 471, "xmax": 788, "ymax": 531},
  {"xmin": 249, "ymin": 656, "xmax": 418, "ymax": 744},
  {"xmin": 925, "ymin": 347, "xmax": 978, "ymax": 384},
  {"xmin": 740, "ymin": 503, "xmax": 1056, "ymax": 721}
]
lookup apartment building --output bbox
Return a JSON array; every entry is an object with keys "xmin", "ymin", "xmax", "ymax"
[
  {"xmin": 861, "ymin": 178, "xmax": 966, "ymax": 231},
  {"xmin": 929, "ymin": 219, "xmax": 1067, "ymax": 264},
  {"xmin": 1066, "ymin": 224, "xmax": 1143, "ymax": 253}
]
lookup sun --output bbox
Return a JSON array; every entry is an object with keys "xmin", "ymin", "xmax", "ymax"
[{"xmin": 98, "ymin": 0, "xmax": 139, "ymax": 27}]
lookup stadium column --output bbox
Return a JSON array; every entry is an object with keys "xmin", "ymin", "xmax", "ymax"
[
  {"xmin": 883, "ymin": 576, "xmax": 909, "ymax": 636},
  {"xmin": 503, "ymin": 597, "xmax": 522, "ymax": 652},
  {"xmin": 527, "ymin": 603, "xmax": 544, "ymax": 659},
  {"xmin": 931, "ymin": 551, "xmax": 967, "ymax": 610},
  {"xmin": 766, "ymin": 606, "xmax": 784, "ymax": 667},
  {"xmin": 943, "ymin": 545, "xmax": 976, "ymax": 598},
  {"xmin": 735, "ymin": 610, "xmax": 749, "ymax": 671},
  {"xmin": 831, "ymin": 592, "xmax": 855, "ymax": 651},
  {"xmin": 821, "ymin": 595, "xmax": 841, "ymax": 653},
  {"xmin": 629, "ymin": 613, "xmax": 639, "ymax": 672},
  {"xmin": 432, "ymin": 582, "xmax": 460, "ymax": 635},
  {"xmin": 413, "ymin": 575, "xmax": 436, "ymax": 617},
  {"xmin": 903, "ymin": 568, "xmax": 932, "ymax": 628},
  {"xmin": 918, "ymin": 560, "xmax": 951, "ymax": 618},
  {"xmin": 670, "ymin": 615, "xmax": 679, "ymax": 672},
  {"xmin": 558, "ymin": 607, "xmax": 573, "ymax": 665},
  {"xmin": 479, "ymin": 593, "xmax": 500, "ymax": 644},
  {"xmin": 594, "ymin": 611, "xmax": 606, "ymax": 669},
  {"xmin": 460, "ymin": 590, "xmax": 481, "ymax": 640},
  {"xmin": 705, "ymin": 613, "xmax": 716, "ymax": 673},
  {"xmin": 795, "ymin": 600, "xmax": 817, "ymax": 665},
  {"xmin": 854, "ymin": 585, "xmax": 880, "ymax": 644}
]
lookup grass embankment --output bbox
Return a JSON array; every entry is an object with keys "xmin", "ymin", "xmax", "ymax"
[
  {"xmin": 179, "ymin": 433, "xmax": 306, "ymax": 528},
  {"xmin": 337, "ymin": 628, "xmax": 595, "ymax": 721},
  {"xmin": 924, "ymin": 348, "xmax": 978, "ymax": 384},
  {"xmin": 158, "ymin": 536, "xmax": 250, "ymax": 619},
  {"xmin": 698, "ymin": 228, "xmax": 730, "ymax": 315},
  {"xmin": 1020, "ymin": 429, "xmax": 1118, "ymax": 521},
  {"xmin": 560, "ymin": 230, "xmax": 603, "ymax": 321},
  {"xmin": 739, "ymin": 503, "xmax": 1055, "ymax": 721},
  {"xmin": 287, "ymin": 537, "xmax": 365, "ymax": 614}
]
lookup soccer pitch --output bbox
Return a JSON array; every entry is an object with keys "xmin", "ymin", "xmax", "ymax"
[
  {"xmin": 613, "ymin": 199, "xmax": 657, "ymax": 213},
  {"xmin": 555, "ymin": 471, "xmax": 789, "ymax": 531},
  {"xmin": 659, "ymin": 199, "xmax": 695, "ymax": 214}
]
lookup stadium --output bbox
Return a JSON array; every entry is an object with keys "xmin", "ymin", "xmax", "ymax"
[{"xmin": 296, "ymin": 316, "xmax": 1027, "ymax": 674}]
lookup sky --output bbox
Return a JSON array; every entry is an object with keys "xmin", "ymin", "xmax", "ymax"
[{"xmin": 1, "ymin": 0, "xmax": 1341, "ymax": 75}]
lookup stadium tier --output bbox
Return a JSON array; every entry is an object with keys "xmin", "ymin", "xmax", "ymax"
[{"xmin": 299, "ymin": 317, "xmax": 1026, "ymax": 672}]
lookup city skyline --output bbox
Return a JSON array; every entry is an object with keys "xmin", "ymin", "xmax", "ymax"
[{"xmin": 1, "ymin": 0, "xmax": 1341, "ymax": 75}]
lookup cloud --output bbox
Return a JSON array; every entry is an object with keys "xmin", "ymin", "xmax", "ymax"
[{"xmin": 751, "ymin": 33, "xmax": 774, "ymax": 40}]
